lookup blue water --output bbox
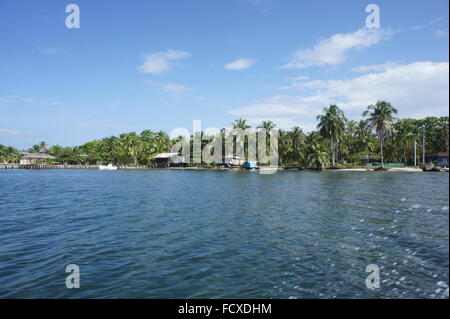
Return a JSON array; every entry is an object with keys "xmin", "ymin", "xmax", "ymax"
[{"xmin": 0, "ymin": 169, "xmax": 448, "ymax": 298}]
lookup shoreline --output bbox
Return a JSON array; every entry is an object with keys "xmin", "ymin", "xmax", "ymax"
[{"xmin": 0, "ymin": 163, "xmax": 447, "ymax": 172}]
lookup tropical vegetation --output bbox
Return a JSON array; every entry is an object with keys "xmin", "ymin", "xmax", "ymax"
[{"xmin": 1, "ymin": 101, "xmax": 448, "ymax": 168}]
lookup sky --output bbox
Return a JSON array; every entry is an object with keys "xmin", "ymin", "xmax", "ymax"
[{"xmin": 0, "ymin": 0, "xmax": 448, "ymax": 149}]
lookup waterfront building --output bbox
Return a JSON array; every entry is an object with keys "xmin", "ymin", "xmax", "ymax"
[
  {"xmin": 425, "ymin": 152, "xmax": 449, "ymax": 166},
  {"xmin": 19, "ymin": 153, "xmax": 56, "ymax": 165}
]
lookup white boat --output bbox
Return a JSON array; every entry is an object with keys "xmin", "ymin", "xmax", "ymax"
[{"xmin": 99, "ymin": 163, "xmax": 118, "ymax": 170}]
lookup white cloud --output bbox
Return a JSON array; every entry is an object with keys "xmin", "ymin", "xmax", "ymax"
[
  {"xmin": 138, "ymin": 49, "xmax": 191, "ymax": 74},
  {"xmin": 280, "ymin": 28, "xmax": 391, "ymax": 69},
  {"xmin": 0, "ymin": 128, "xmax": 36, "ymax": 137},
  {"xmin": 411, "ymin": 17, "xmax": 442, "ymax": 30},
  {"xmin": 266, "ymin": 75, "xmax": 311, "ymax": 89},
  {"xmin": 145, "ymin": 80, "xmax": 191, "ymax": 93},
  {"xmin": 163, "ymin": 83, "xmax": 190, "ymax": 93},
  {"xmin": 293, "ymin": 76, "xmax": 309, "ymax": 81},
  {"xmin": 108, "ymin": 101, "xmax": 122, "ymax": 107},
  {"xmin": 225, "ymin": 58, "xmax": 256, "ymax": 70},
  {"xmin": 230, "ymin": 61, "xmax": 449, "ymax": 130},
  {"xmin": 433, "ymin": 29, "xmax": 449, "ymax": 38},
  {"xmin": 0, "ymin": 95, "xmax": 60, "ymax": 106},
  {"xmin": 351, "ymin": 62, "xmax": 399, "ymax": 73}
]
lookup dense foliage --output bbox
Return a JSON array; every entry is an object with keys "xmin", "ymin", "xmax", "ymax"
[{"xmin": 1, "ymin": 102, "xmax": 448, "ymax": 167}]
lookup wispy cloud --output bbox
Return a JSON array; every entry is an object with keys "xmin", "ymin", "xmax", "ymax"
[
  {"xmin": 266, "ymin": 76, "xmax": 310, "ymax": 89},
  {"xmin": 38, "ymin": 47, "xmax": 58, "ymax": 55},
  {"xmin": 351, "ymin": 62, "xmax": 399, "ymax": 73},
  {"xmin": 0, "ymin": 128, "xmax": 37, "ymax": 137},
  {"xmin": 138, "ymin": 49, "xmax": 191, "ymax": 74},
  {"xmin": 164, "ymin": 83, "xmax": 191, "ymax": 93},
  {"xmin": 433, "ymin": 29, "xmax": 449, "ymax": 38},
  {"xmin": 280, "ymin": 28, "xmax": 391, "ymax": 69},
  {"xmin": 0, "ymin": 95, "xmax": 60, "ymax": 106},
  {"xmin": 108, "ymin": 101, "xmax": 122, "ymax": 107},
  {"xmin": 225, "ymin": 58, "xmax": 256, "ymax": 70},
  {"xmin": 34, "ymin": 44, "xmax": 60, "ymax": 55},
  {"xmin": 411, "ymin": 17, "xmax": 442, "ymax": 30},
  {"xmin": 145, "ymin": 80, "xmax": 191, "ymax": 93}
]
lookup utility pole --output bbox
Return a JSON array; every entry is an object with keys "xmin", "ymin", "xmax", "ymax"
[
  {"xmin": 422, "ymin": 125, "xmax": 426, "ymax": 166},
  {"xmin": 414, "ymin": 138, "xmax": 417, "ymax": 167}
]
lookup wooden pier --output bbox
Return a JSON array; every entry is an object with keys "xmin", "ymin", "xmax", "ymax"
[{"xmin": 0, "ymin": 163, "xmax": 99, "ymax": 169}]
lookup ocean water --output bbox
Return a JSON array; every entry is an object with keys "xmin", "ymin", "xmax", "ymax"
[{"xmin": 0, "ymin": 169, "xmax": 448, "ymax": 298}]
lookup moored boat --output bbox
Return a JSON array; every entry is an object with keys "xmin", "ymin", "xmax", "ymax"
[{"xmin": 99, "ymin": 163, "xmax": 118, "ymax": 170}]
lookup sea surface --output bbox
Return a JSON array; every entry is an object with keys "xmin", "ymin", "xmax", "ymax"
[{"xmin": 0, "ymin": 169, "xmax": 448, "ymax": 298}]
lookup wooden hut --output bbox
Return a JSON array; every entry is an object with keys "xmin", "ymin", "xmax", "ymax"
[
  {"xmin": 152, "ymin": 153, "xmax": 183, "ymax": 168},
  {"xmin": 19, "ymin": 153, "xmax": 56, "ymax": 165}
]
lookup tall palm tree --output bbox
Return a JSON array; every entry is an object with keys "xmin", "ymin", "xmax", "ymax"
[
  {"xmin": 355, "ymin": 120, "xmax": 375, "ymax": 164},
  {"xmin": 257, "ymin": 120, "xmax": 276, "ymax": 131},
  {"xmin": 277, "ymin": 129, "xmax": 292, "ymax": 166},
  {"xmin": 316, "ymin": 104, "xmax": 347, "ymax": 167},
  {"xmin": 394, "ymin": 122, "xmax": 413, "ymax": 165},
  {"xmin": 410, "ymin": 123, "xmax": 422, "ymax": 166},
  {"xmin": 232, "ymin": 118, "xmax": 251, "ymax": 130},
  {"xmin": 31, "ymin": 141, "xmax": 48, "ymax": 153},
  {"xmin": 257, "ymin": 121, "xmax": 276, "ymax": 159},
  {"xmin": 154, "ymin": 131, "xmax": 171, "ymax": 153},
  {"xmin": 231, "ymin": 119, "xmax": 252, "ymax": 160},
  {"xmin": 119, "ymin": 132, "xmax": 143, "ymax": 165},
  {"xmin": 289, "ymin": 126, "xmax": 306, "ymax": 164},
  {"xmin": 362, "ymin": 101, "xmax": 398, "ymax": 168}
]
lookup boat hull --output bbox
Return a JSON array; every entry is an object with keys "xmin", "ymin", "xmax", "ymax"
[{"xmin": 99, "ymin": 165, "xmax": 118, "ymax": 170}]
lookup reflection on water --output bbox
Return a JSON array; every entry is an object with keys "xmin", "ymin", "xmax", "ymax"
[{"xmin": 0, "ymin": 169, "xmax": 448, "ymax": 298}]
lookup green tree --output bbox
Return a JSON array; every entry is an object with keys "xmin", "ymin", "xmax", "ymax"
[
  {"xmin": 316, "ymin": 104, "xmax": 347, "ymax": 167},
  {"xmin": 0, "ymin": 145, "xmax": 22, "ymax": 163},
  {"xmin": 362, "ymin": 101, "xmax": 398, "ymax": 168},
  {"xmin": 232, "ymin": 118, "xmax": 251, "ymax": 130},
  {"xmin": 307, "ymin": 143, "xmax": 330, "ymax": 169}
]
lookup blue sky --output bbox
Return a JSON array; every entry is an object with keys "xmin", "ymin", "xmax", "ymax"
[{"xmin": 0, "ymin": 0, "xmax": 448, "ymax": 149}]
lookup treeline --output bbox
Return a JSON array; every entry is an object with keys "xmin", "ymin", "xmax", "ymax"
[{"xmin": 0, "ymin": 101, "xmax": 448, "ymax": 168}]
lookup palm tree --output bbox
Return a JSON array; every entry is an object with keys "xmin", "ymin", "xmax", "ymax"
[
  {"xmin": 362, "ymin": 101, "xmax": 398, "ymax": 168},
  {"xmin": 101, "ymin": 136, "xmax": 120, "ymax": 163},
  {"xmin": 0, "ymin": 145, "xmax": 22, "ymax": 163},
  {"xmin": 307, "ymin": 143, "xmax": 330, "ymax": 169},
  {"xmin": 316, "ymin": 104, "xmax": 347, "ymax": 167},
  {"xmin": 30, "ymin": 141, "xmax": 48, "ymax": 153},
  {"xmin": 355, "ymin": 120, "xmax": 375, "ymax": 164},
  {"xmin": 257, "ymin": 121, "xmax": 276, "ymax": 160},
  {"xmin": 119, "ymin": 132, "xmax": 143, "ymax": 165},
  {"xmin": 231, "ymin": 119, "xmax": 252, "ymax": 160},
  {"xmin": 232, "ymin": 118, "xmax": 251, "ymax": 130},
  {"xmin": 257, "ymin": 120, "xmax": 276, "ymax": 131},
  {"xmin": 410, "ymin": 124, "xmax": 422, "ymax": 167},
  {"xmin": 394, "ymin": 122, "xmax": 413, "ymax": 165},
  {"xmin": 154, "ymin": 131, "xmax": 171, "ymax": 153},
  {"xmin": 277, "ymin": 129, "xmax": 292, "ymax": 166},
  {"xmin": 289, "ymin": 126, "xmax": 306, "ymax": 164}
]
